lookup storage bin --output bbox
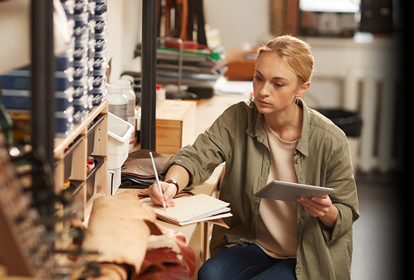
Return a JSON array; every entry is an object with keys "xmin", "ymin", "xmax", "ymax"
[
  {"xmin": 94, "ymin": 12, "xmax": 107, "ymax": 23},
  {"xmin": 317, "ymin": 109, "xmax": 363, "ymax": 137},
  {"xmin": 56, "ymin": 106, "xmax": 75, "ymax": 138},
  {"xmin": 86, "ymin": 156, "xmax": 105, "ymax": 201},
  {"xmin": 93, "ymin": 68, "xmax": 106, "ymax": 77},
  {"xmin": 94, "ymin": 31, "xmax": 107, "ymax": 41},
  {"xmin": 73, "ymin": 86, "xmax": 87, "ymax": 98},
  {"xmin": 94, "ymin": 39, "xmax": 107, "ymax": 52},
  {"xmin": 107, "ymin": 112, "xmax": 134, "ymax": 169},
  {"xmin": 73, "ymin": 75, "xmax": 88, "ymax": 87},
  {"xmin": 73, "ymin": 110, "xmax": 88, "ymax": 124},
  {"xmin": 94, "ymin": 21, "xmax": 107, "ymax": 34},
  {"xmin": 92, "ymin": 93, "xmax": 104, "ymax": 106},
  {"xmin": 73, "ymin": 56, "xmax": 88, "ymax": 70},
  {"xmin": 73, "ymin": 13, "xmax": 88, "ymax": 29},
  {"xmin": 93, "ymin": 58, "xmax": 107, "ymax": 71},
  {"xmin": 75, "ymin": 36, "xmax": 88, "ymax": 50},
  {"xmin": 1, "ymin": 87, "xmax": 74, "ymax": 111},
  {"xmin": 87, "ymin": 114, "xmax": 104, "ymax": 155},
  {"xmin": 56, "ymin": 52, "xmax": 74, "ymax": 71},
  {"xmin": 0, "ymin": 69, "xmax": 74, "ymax": 91},
  {"xmin": 56, "ymin": 87, "xmax": 75, "ymax": 111},
  {"xmin": 94, "ymin": 47, "xmax": 107, "ymax": 60},
  {"xmin": 92, "ymin": 75, "xmax": 106, "ymax": 88},
  {"xmin": 73, "ymin": 46, "xmax": 88, "ymax": 60},
  {"xmin": 74, "ymin": 1, "xmax": 86, "ymax": 14},
  {"xmin": 95, "ymin": 3, "xmax": 107, "ymax": 15},
  {"xmin": 63, "ymin": 135, "xmax": 83, "ymax": 181},
  {"xmin": 70, "ymin": 180, "xmax": 84, "ymax": 215},
  {"xmin": 73, "ymin": 94, "xmax": 88, "ymax": 113},
  {"xmin": 73, "ymin": 66, "xmax": 87, "ymax": 79},
  {"xmin": 92, "ymin": 82, "xmax": 106, "ymax": 96}
]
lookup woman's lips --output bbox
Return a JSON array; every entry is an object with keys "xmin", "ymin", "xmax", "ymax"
[{"xmin": 257, "ymin": 99, "xmax": 270, "ymax": 105}]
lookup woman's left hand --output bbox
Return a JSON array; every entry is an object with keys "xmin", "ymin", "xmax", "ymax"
[{"xmin": 297, "ymin": 195, "xmax": 338, "ymax": 228}]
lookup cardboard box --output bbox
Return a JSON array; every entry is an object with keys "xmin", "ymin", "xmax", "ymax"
[
  {"xmin": 224, "ymin": 60, "xmax": 255, "ymax": 81},
  {"xmin": 156, "ymin": 100, "xmax": 196, "ymax": 154},
  {"xmin": 223, "ymin": 43, "xmax": 256, "ymax": 81}
]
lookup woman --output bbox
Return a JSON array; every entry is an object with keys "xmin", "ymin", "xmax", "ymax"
[{"xmin": 148, "ymin": 35, "xmax": 359, "ymax": 280}]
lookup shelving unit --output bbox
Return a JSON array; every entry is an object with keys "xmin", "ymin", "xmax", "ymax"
[
  {"xmin": 54, "ymin": 99, "xmax": 108, "ymax": 221},
  {"xmin": 0, "ymin": 0, "xmax": 157, "ymax": 277}
]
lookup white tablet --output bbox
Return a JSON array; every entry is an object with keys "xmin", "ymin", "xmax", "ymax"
[{"xmin": 254, "ymin": 180, "xmax": 334, "ymax": 203}]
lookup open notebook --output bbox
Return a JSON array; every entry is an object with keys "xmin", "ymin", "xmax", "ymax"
[{"xmin": 140, "ymin": 194, "xmax": 232, "ymax": 227}]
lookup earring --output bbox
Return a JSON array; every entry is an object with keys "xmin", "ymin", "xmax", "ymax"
[{"xmin": 295, "ymin": 96, "xmax": 299, "ymax": 105}]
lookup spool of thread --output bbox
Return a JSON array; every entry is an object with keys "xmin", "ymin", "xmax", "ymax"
[
  {"xmin": 156, "ymin": 84, "xmax": 166, "ymax": 106},
  {"xmin": 87, "ymin": 160, "xmax": 95, "ymax": 172},
  {"xmin": 63, "ymin": 179, "xmax": 70, "ymax": 190}
]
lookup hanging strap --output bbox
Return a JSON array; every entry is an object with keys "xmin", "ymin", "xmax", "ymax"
[{"xmin": 195, "ymin": 0, "xmax": 207, "ymax": 45}]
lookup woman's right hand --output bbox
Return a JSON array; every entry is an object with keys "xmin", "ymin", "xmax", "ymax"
[{"xmin": 148, "ymin": 181, "xmax": 177, "ymax": 207}]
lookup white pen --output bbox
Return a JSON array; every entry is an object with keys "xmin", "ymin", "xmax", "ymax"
[{"xmin": 149, "ymin": 152, "xmax": 167, "ymax": 211}]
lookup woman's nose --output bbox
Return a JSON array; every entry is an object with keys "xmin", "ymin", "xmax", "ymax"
[{"xmin": 257, "ymin": 82, "xmax": 271, "ymax": 97}]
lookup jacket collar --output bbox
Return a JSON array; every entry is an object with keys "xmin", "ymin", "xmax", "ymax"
[
  {"xmin": 296, "ymin": 98, "xmax": 309, "ymax": 156},
  {"xmin": 246, "ymin": 99, "xmax": 310, "ymax": 156}
]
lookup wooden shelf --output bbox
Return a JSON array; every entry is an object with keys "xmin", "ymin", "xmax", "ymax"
[{"xmin": 53, "ymin": 99, "xmax": 109, "ymax": 221}]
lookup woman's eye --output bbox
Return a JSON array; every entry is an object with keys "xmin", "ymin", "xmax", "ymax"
[
  {"xmin": 274, "ymin": 83, "xmax": 284, "ymax": 87},
  {"xmin": 254, "ymin": 76, "xmax": 263, "ymax": 81}
]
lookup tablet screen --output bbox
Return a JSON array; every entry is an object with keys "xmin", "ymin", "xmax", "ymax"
[{"xmin": 254, "ymin": 180, "xmax": 334, "ymax": 203}]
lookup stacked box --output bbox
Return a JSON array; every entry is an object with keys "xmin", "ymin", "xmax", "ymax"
[
  {"xmin": 72, "ymin": 0, "xmax": 91, "ymax": 124},
  {"xmin": 0, "ymin": 67, "xmax": 75, "ymax": 138},
  {"xmin": 0, "ymin": 0, "xmax": 108, "ymax": 138},
  {"xmin": 91, "ymin": 0, "xmax": 108, "ymax": 106}
]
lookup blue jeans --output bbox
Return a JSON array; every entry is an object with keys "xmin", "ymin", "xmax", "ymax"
[{"xmin": 198, "ymin": 243, "xmax": 297, "ymax": 280}]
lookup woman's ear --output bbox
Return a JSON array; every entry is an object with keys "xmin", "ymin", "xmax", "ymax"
[{"xmin": 296, "ymin": 81, "xmax": 310, "ymax": 98}]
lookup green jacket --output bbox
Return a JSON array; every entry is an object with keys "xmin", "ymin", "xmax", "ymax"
[{"xmin": 161, "ymin": 100, "xmax": 360, "ymax": 279}]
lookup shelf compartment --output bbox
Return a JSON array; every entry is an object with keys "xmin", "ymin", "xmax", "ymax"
[
  {"xmin": 86, "ymin": 156, "xmax": 105, "ymax": 202},
  {"xmin": 87, "ymin": 113, "xmax": 104, "ymax": 156},
  {"xmin": 69, "ymin": 180, "xmax": 85, "ymax": 220},
  {"xmin": 63, "ymin": 135, "xmax": 83, "ymax": 182}
]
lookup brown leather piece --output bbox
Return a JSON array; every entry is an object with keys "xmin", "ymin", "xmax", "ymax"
[
  {"xmin": 82, "ymin": 190, "xmax": 157, "ymax": 278},
  {"xmin": 144, "ymin": 221, "xmax": 195, "ymax": 277},
  {"xmin": 136, "ymin": 247, "xmax": 190, "ymax": 280},
  {"xmin": 121, "ymin": 149, "xmax": 169, "ymax": 179},
  {"xmin": 81, "ymin": 190, "xmax": 196, "ymax": 279}
]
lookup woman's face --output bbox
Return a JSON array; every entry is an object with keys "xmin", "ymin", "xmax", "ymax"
[{"xmin": 253, "ymin": 52, "xmax": 308, "ymax": 116}]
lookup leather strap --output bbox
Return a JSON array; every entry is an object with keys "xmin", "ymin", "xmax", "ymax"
[{"xmin": 195, "ymin": 0, "xmax": 207, "ymax": 45}]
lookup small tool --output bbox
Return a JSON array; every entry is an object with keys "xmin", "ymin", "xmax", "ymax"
[{"xmin": 149, "ymin": 152, "xmax": 167, "ymax": 211}]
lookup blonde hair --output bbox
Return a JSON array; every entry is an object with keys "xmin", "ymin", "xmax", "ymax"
[{"xmin": 257, "ymin": 35, "xmax": 314, "ymax": 85}]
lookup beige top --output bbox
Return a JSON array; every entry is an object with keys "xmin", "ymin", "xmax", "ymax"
[{"xmin": 255, "ymin": 121, "xmax": 298, "ymax": 259}]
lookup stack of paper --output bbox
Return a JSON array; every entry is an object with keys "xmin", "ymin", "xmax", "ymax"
[
  {"xmin": 135, "ymin": 45, "xmax": 227, "ymax": 90},
  {"xmin": 140, "ymin": 194, "xmax": 232, "ymax": 226}
]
